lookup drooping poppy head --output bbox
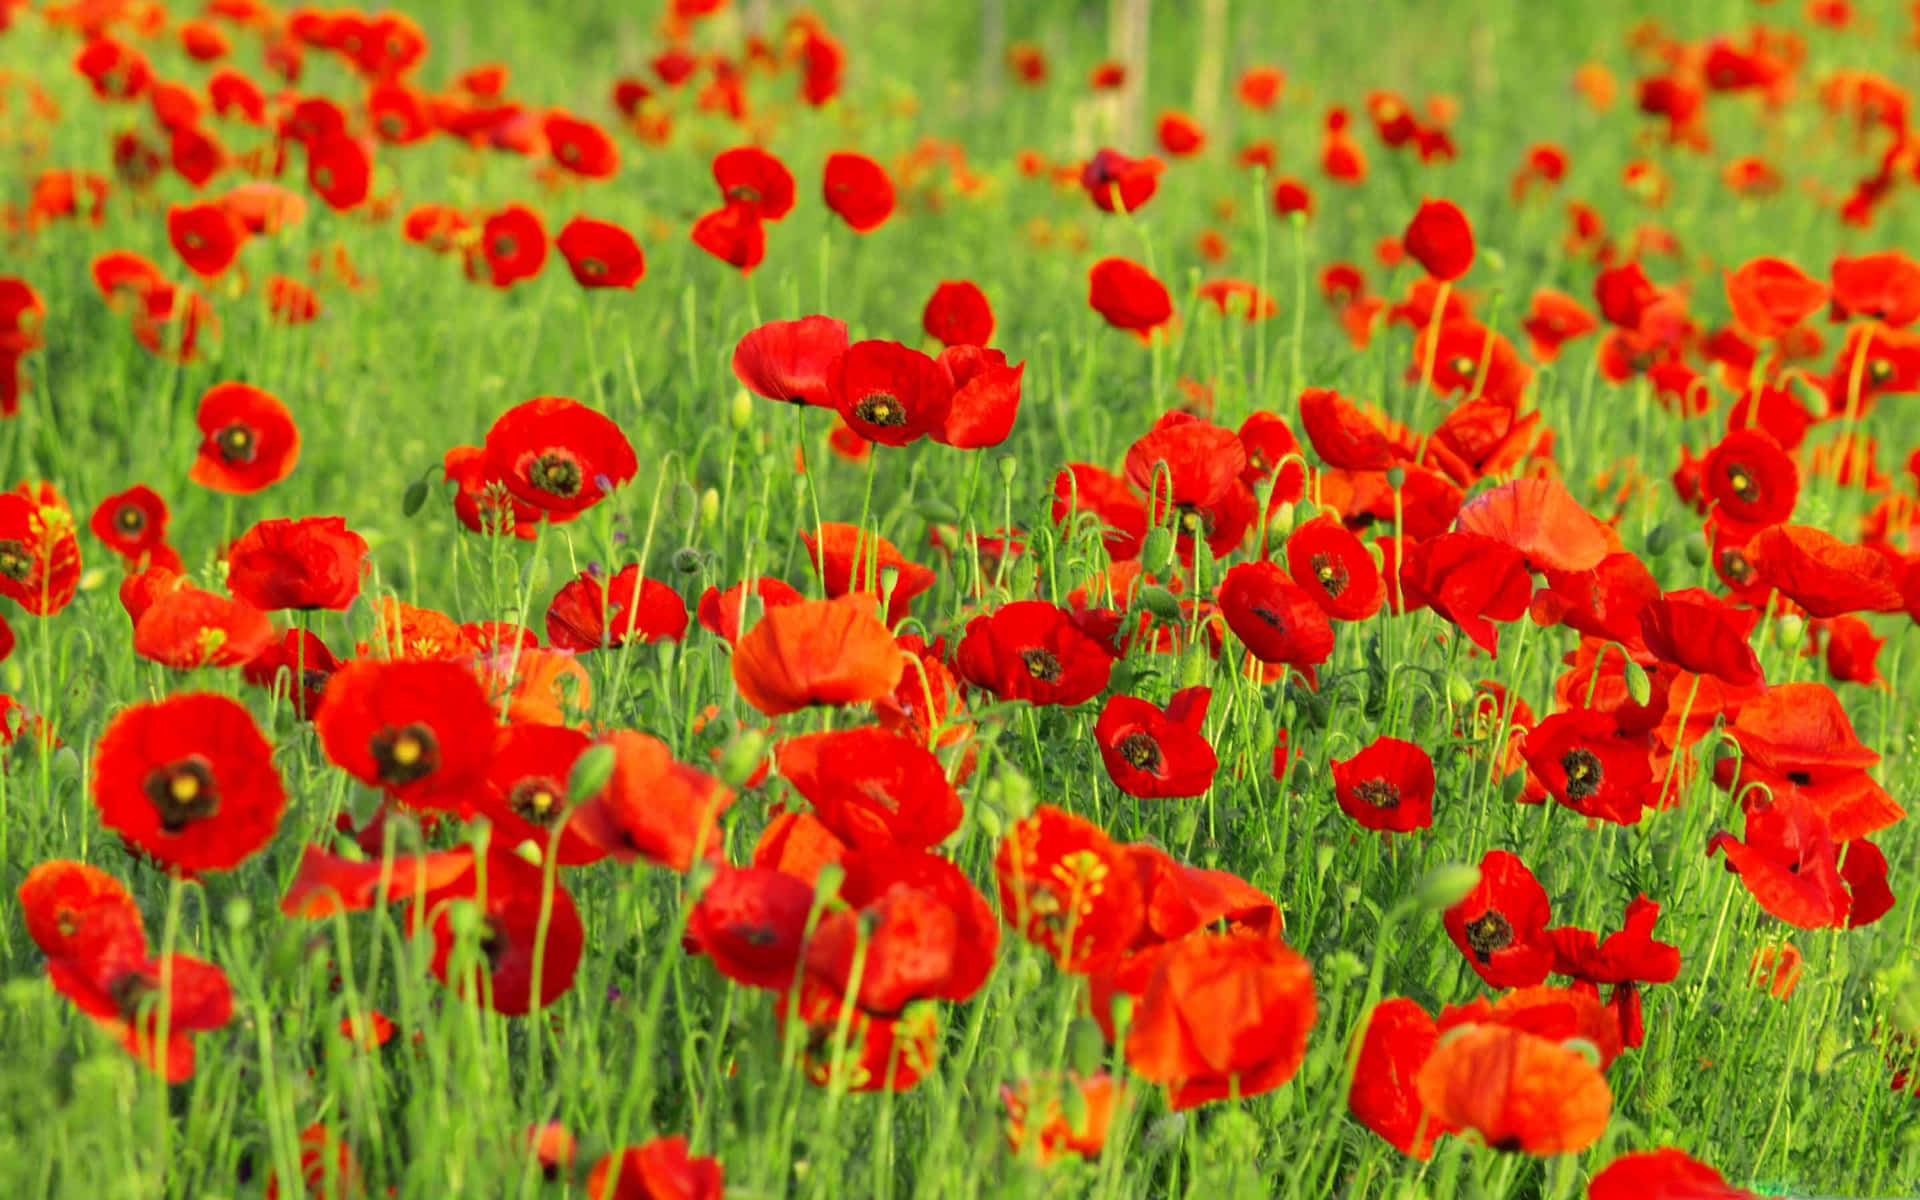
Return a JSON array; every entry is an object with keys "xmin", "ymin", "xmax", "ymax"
[
  {"xmin": 1124, "ymin": 933, "xmax": 1317, "ymax": 1110},
  {"xmin": 1443, "ymin": 849, "xmax": 1554, "ymax": 988},
  {"xmin": 1403, "ymin": 199, "xmax": 1474, "ymax": 282},
  {"xmin": 1217, "ymin": 560, "xmax": 1335, "ymax": 669},
  {"xmin": 583, "ymin": 1137, "xmax": 724, "ymax": 1200},
  {"xmin": 1331, "ymin": 737, "xmax": 1436, "ymax": 833},
  {"xmin": 733, "ymin": 315, "xmax": 848, "ymax": 408},
  {"xmin": 546, "ymin": 565, "xmax": 688, "ymax": 651},
  {"xmin": 92, "ymin": 693, "xmax": 285, "ymax": 874},
  {"xmin": 1349, "ymin": 998, "xmax": 1452, "ymax": 1158},
  {"xmin": 1700, "ymin": 427, "xmax": 1798, "ymax": 531},
  {"xmin": 131, "ymin": 586, "xmax": 274, "ymax": 670},
  {"xmin": 543, "ymin": 110, "xmax": 618, "ymax": 178},
  {"xmin": 1726, "ymin": 256, "xmax": 1828, "ymax": 341},
  {"xmin": 226, "ymin": 516, "xmax": 368, "ymax": 611},
  {"xmin": 474, "ymin": 205, "xmax": 548, "ymax": 287},
  {"xmin": 413, "ymin": 848, "xmax": 583, "ymax": 1015},
  {"xmin": 934, "ymin": 345, "xmax": 1024, "ymax": 449},
  {"xmin": 18, "ymin": 860, "xmax": 146, "ymax": 966},
  {"xmin": 731, "ymin": 595, "xmax": 904, "ymax": 716},
  {"xmin": 1080, "ymin": 148, "xmax": 1164, "ymax": 214},
  {"xmin": 1088, "ymin": 257, "xmax": 1173, "ymax": 335},
  {"xmin": 822, "ymin": 151, "xmax": 895, "ymax": 232},
  {"xmin": 1286, "ymin": 514, "xmax": 1384, "ymax": 620},
  {"xmin": 1414, "ymin": 1023, "xmax": 1612, "ymax": 1154},
  {"xmin": 1094, "ymin": 687, "xmax": 1219, "ymax": 799},
  {"xmin": 922, "ymin": 280, "xmax": 994, "ymax": 348},
  {"xmin": 483, "ymin": 395, "xmax": 637, "ymax": 517},
  {"xmin": 315, "ymin": 658, "xmax": 496, "ymax": 812},
  {"xmin": 166, "ymin": 202, "xmax": 246, "ymax": 278},
  {"xmin": 554, "ymin": 217, "xmax": 645, "ymax": 289},
  {"xmin": 954, "ymin": 600, "xmax": 1114, "ymax": 707},
  {"xmin": 776, "ymin": 726, "xmax": 962, "ymax": 850},
  {"xmin": 189, "ymin": 382, "xmax": 300, "ymax": 494},
  {"xmin": 832, "ymin": 340, "xmax": 954, "ymax": 446},
  {"xmin": 713, "ymin": 146, "xmax": 795, "ymax": 220}
]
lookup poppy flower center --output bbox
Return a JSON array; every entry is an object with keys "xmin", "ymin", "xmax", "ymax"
[
  {"xmin": 1786, "ymin": 769, "xmax": 1813, "ymax": 786},
  {"xmin": 527, "ymin": 452, "xmax": 583, "ymax": 497},
  {"xmin": 558, "ymin": 142, "xmax": 581, "ymax": 163},
  {"xmin": 1448, "ymin": 354, "xmax": 1477, "ymax": 379},
  {"xmin": 1869, "ymin": 358, "xmax": 1894, "ymax": 385},
  {"xmin": 183, "ymin": 231, "xmax": 206, "ymax": 251},
  {"xmin": 582, "ymin": 258, "xmax": 606, "ymax": 278},
  {"xmin": 508, "ymin": 777, "xmax": 565, "ymax": 827},
  {"xmin": 1463, "ymin": 911, "xmax": 1513, "ymax": 961},
  {"xmin": 107, "ymin": 970, "xmax": 160, "ymax": 1019},
  {"xmin": 215, "ymin": 422, "xmax": 258, "ymax": 464},
  {"xmin": 1311, "ymin": 553, "xmax": 1349, "ymax": 596},
  {"xmin": 142, "ymin": 757, "xmax": 220, "ymax": 832},
  {"xmin": 1724, "ymin": 462, "xmax": 1759, "ymax": 503},
  {"xmin": 492, "ymin": 235, "xmax": 518, "ymax": 260},
  {"xmin": 1175, "ymin": 504, "xmax": 1214, "ymax": 536},
  {"xmin": 369, "ymin": 723, "xmax": 439, "ymax": 785},
  {"xmin": 725, "ymin": 184, "xmax": 763, "ymax": 205},
  {"xmin": 379, "ymin": 114, "xmax": 404, "ymax": 136},
  {"xmin": 0, "ymin": 539, "xmax": 32, "ymax": 581},
  {"xmin": 1560, "ymin": 748, "xmax": 1603, "ymax": 800},
  {"xmin": 115, "ymin": 505, "xmax": 147, "ymax": 535},
  {"xmin": 1116, "ymin": 731, "xmax": 1161, "ymax": 771},
  {"xmin": 1354, "ymin": 779, "xmax": 1400, "ymax": 809},
  {"xmin": 476, "ymin": 916, "xmax": 509, "ymax": 970},
  {"xmin": 853, "ymin": 392, "xmax": 908, "ymax": 428},
  {"xmin": 1719, "ymin": 548, "xmax": 1755, "ymax": 585},
  {"xmin": 1020, "ymin": 648, "xmax": 1063, "ymax": 683}
]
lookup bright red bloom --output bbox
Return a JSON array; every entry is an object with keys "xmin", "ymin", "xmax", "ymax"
[
  {"xmin": 19, "ymin": 860, "xmax": 145, "ymax": 966},
  {"xmin": 1747, "ymin": 525, "xmax": 1904, "ymax": 617},
  {"xmin": 685, "ymin": 865, "xmax": 815, "ymax": 991},
  {"xmin": 167, "ymin": 202, "xmax": 245, "ymax": 278},
  {"xmin": 93, "ymin": 693, "xmax": 284, "ymax": 874},
  {"xmin": 1003, "ymin": 1072, "xmax": 1124, "ymax": 1165},
  {"xmin": 802, "ymin": 523, "xmax": 936, "ymax": 625},
  {"xmin": 1701, "ymin": 428, "xmax": 1797, "ymax": 530},
  {"xmin": 241, "ymin": 628, "xmax": 340, "ymax": 719},
  {"xmin": 189, "ymin": 382, "xmax": 300, "ymax": 493},
  {"xmin": 1297, "ymin": 388, "xmax": 1400, "ymax": 469},
  {"xmin": 1095, "ymin": 687, "xmax": 1217, "ymax": 799},
  {"xmin": 1403, "ymin": 199, "xmax": 1474, "ymax": 281},
  {"xmin": 690, "ymin": 203, "xmax": 764, "ymax": 272},
  {"xmin": 1080, "ymin": 148, "xmax": 1164, "ymax": 214},
  {"xmin": 585, "ymin": 1138, "xmax": 723, "ymax": 1200},
  {"xmin": 1707, "ymin": 805, "xmax": 1873, "ymax": 929},
  {"xmin": 696, "ymin": 577, "xmax": 804, "ymax": 645},
  {"xmin": 1726, "ymin": 256, "xmax": 1828, "ymax": 341},
  {"xmin": 475, "ymin": 206, "xmax": 548, "ymax": 287},
  {"xmin": 833, "ymin": 340, "xmax": 953, "ymax": 445},
  {"xmin": 1331, "ymin": 737, "xmax": 1435, "ymax": 832},
  {"xmin": 1415, "ymin": 1023, "xmax": 1611, "ymax": 1155},
  {"xmin": 226, "ymin": 516, "xmax": 367, "ymax": 611},
  {"xmin": 544, "ymin": 111, "xmax": 618, "ymax": 178},
  {"xmin": 279, "ymin": 844, "xmax": 475, "ymax": 919},
  {"xmin": 1830, "ymin": 251, "xmax": 1920, "ymax": 327},
  {"xmin": 1820, "ymin": 615, "xmax": 1886, "ymax": 686},
  {"xmin": 954, "ymin": 600, "xmax": 1113, "ymax": 706},
  {"xmin": 1715, "ymin": 682, "xmax": 1901, "ymax": 842},
  {"xmin": 1286, "ymin": 514, "xmax": 1383, "ymax": 620},
  {"xmin": 1218, "ymin": 560, "xmax": 1335, "ymax": 669},
  {"xmin": 922, "ymin": 280, "xmax": 994, "ymax": 347},
  {"xmin": 316, "ymin": 659, "xmax": 495, "ymax": 812},
  {"xmin": 777, "ymin": 726, "xmax": 961, "ymax": 850},
  {"xmin": 475, "ymin": 724, "xmax": 606, "ymax": 866},
  {"xmin": 1413, "ymin": 319, "xmax": 1534, "ymax": 407},
  {"xmin": 76, "ymin": 36, "xmax": 153, "ymax": 100},
  {"xmin": 1157, "ymin": 111, "xmax": 1206, "ymax": 157},
  {"xmin": 48, "ymin": 949, "xmax": 231, "ymax": 1083},
  {"xmin": 733, "ymin": 315, "xmax": 847, "ymax": 408},
  {"xmin": 1444, "ymin": 850, "xmax": 1554, "ymax": 988},
  {"xmin": 132, "ymin": 586, "xmax": 273, "ymax": 669},
  {"xmin": 1456, "ymin": 478, "xmax": 1613, "ymax": 573},
  {"xmin": 1087, "ymin": 258, "xmax": 1173, "ymax": 335},
  {"xmin": 995, "ymin": 805, "xmax": 1143, "ymax": 973},
  {"xmin": 935, "ymin": 345, "xmax": 1024, "ymax": 449},
  {"xmin": 1350, "ymin": 998, "xmax": 1452, "ymax": 1158},
  {"xmin": 1521, "ymin": 708, "xmax": 1654, "ymax": 825},
  {"xmin": 413, "ymin": 848, "xmax": 583, "ymax": 1014},
  {"xmin": 484, "ymin": 395, "xmax": 636, "ymax": 517},
  {"xmin": 1053, "ymin": 464, "xmax": 1148, "ymax": 560},
  {"xmin": 805, "ymin": 847, "xmax": 998, "ymax": 1014},
  {"xmin": 555, "ymin": 217, "xmax": 645, "ymax": 289},
  {"xmin": 575, "ymin": 731, "xmax": 733, "ymax": 871},
  {"xmin": 0, "ymin": 494, "xmax": 80, "ymax": 616},
  {"xmin": 307, "ymin": 134, "xmax": 371, "ymax": 210},
  {"xmin": 822, "ymin": 151, "xmax": 894, "ymax": 232},
  {"xmin": 1588, "ymin": 1149, "xmax": 1757, "ymax": 1200},
  {"xmin": 1637, "ymin": 591, "xmax": 1762, "ymax": 685},
  {"xmin": 712, "ymin": 146, "xmax": 794, "ymax": 220},
  {"xmin": 1396, "ymin": 532, "xmax": 1532, "ymax": 656},
  {"xmin": 546, "ymin": 566, "xmax": 688, "ymax": 651},
  {"xmin": 1521, "ymin": 289, "xmax": 1599, "ymax": 361}
]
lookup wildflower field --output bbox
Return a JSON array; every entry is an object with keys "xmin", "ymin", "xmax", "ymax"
[{"xmin": 5, "ymin": 0, "xmax": 1920, "ymax": 1195}]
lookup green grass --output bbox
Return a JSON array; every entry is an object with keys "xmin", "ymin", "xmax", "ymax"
[{"xmin": 3, "ymin": 0, "xmax": 1920, "ymax": 1196}]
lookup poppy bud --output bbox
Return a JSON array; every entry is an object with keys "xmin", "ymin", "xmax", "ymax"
[
  {"xmin": 1385, "ymin": 466, "xmax": 1406, "ymax": 489},
  {"xmin": 1138, "ymin": 584, "xmax": 1183, "ymax": 622},
  {"xmin": 1179, "ymin": 645, "xmax": 1209, "ymax": 689},
  {"xmin": 225, "ymin": 896, "xmax": 253, "ymax": 931},
  {"xmin": 671, "ymin": 484, "xmax": 697, "ymax": 526},
  {"xmin": 1313, "ymin": 842, "xmax": 1335, "ymax": 880},
  {"xmin": 444, "ymin": 897, "xmax": 485, "ymax": 942},
  {"xmin": 997, "ymin": 453, "xmax": 1019, "ymax": 484},
  {"xmin": 672, "ymin": 547, "xmax": 704, "ymax": 574},
  {"xmin": 1644, "ymin": 520, "xmax": 1672, "ymax": 557},
  {"xmin": 1500, "ymin": 768, "xmax": 1527, "ymax": 804},
  {"xmin": 1774, "ymin": 613, "xmax": 1805, "ymax": 649},
  {"xmin": 402, "ymin": 478, "xmax": 429, "ymax": 517},
  {"xmin": 730, "ymin": 388, "xmax": 754, "ymax": 429},
  {"xmin": 1414, "ymin": 862, "xmax": 1481, "ymax": 910},
  {"xmin": 700, "ymin": 487, "xmax": 719, "ymax": 525},
  {"xmin": 975, "ymin": 805, "xmax": 1002, "ymax": 840},
  {"xmin": 716, "ymin": 729, "xmax": 768, "ymax": 789},
  {"xmin": 1623, "ymin": 659, "xmax": 1652, "ymax": 706},
  {"xmin": 1142, "ymin": 526, "xmax": 1176, "ymax": 571},
  {"xmin": 1172, "ymin": 809, "xmax": 1199, "ymax": 844},
  {"xmin": 1068, "ymin": 1017, "xmax": 1106, "ymax": 1076},
  {"xmin": 918, "ymin": 497, "xmax": 961, "ymax": 525},
  {"xmin": 567, "ymin": 743, "xmax": 617, "ymax": 803},
  {"xmin": 1683, "ymin": 531, "xmax": 1709, "ymax": 566},
  {"xmin": 1444, "ymin": 673, "xmax": 1474, "ymax": 706},
  {"xmin": 997, "ymin": 764, "xmax": 1036, "ymax": 819}
]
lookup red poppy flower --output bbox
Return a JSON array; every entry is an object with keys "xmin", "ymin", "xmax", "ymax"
[
  {"xmin": 76, "ymin": 36, "xmax": 154, "ymax": 100},
  {"xmin": 1820, "ymin": 614, "xmax": 1886, "ymax": 686},
  {"xmin": 1726, "ymin": 256, "xmax": 1828, "ymax": 341},
  {"xmin": 1415, "ymin": 1023, "xmax": 1611, "ymax": 1154},
  {"xmin": 278, "ymin": 843, "xmax": 475, "ymax": 920},
  {"xmin": 1080, "ymin": 148, "xmax": 1164, "ymax": 213},
  {"xmin": 955, "ymin": 600, "xmax": 1113, "ymax": 707},
  {"xmin": 1053, "ymin": 464, "xmax": 1148, "ymax": 560},
  {"xmin": 543, "ymin": 111, "xmax": 618, "ymax": 178},
  {"xmin": 683, "ymin": 864, "xmax": 817, "ymax": 992},
  {"xmin": 832, "ymin": 339, "xmax": 953, "ymax": 446},
  {"xmin": 484, "ymin": 395, "xmax": 637, "ymax": 518},
  {"xmin": 1286, "ymin": 514, "xmax": 1383, "ymax": 620},
  {"xmin": 1520, "ymin": 289, "xmax": 1599, "ymax": 361},
  {"xmin": 1331, "ymin": 737, "xmax": 1435, "ymax": 832},
  {"xmin": 306, "ymin": 134, "xmax": 370, "ymax": 210},
  {"xmin": 1156, "ymin": 111, "xmax": 1206, "ymax": 157},
  {"xmin": 1588, "ymin": 1149, "xmax": 1756, "ymax": 1200},
  {"xmin": 1095, "ymin": 687, "xmax": 1218, "ymax": 799},
  {"xmin": 1088, "ymin": 258, "xmax": 1173, "ymax": 335},
  {"xmin": 806, "ymin": 847, "xmax": 997, "ymax": 1014},
  {"xmin": 0, "ymin": 494, "xmax": 79, "ymax": 616},
  {"xmin": 262, "ymin": 275, "xmax": 321, "ymax": 325},
  {"xmin": 1403, "ymin": 199, "xmax": 1474, "ymax": 281},
  {"xmin": 690, "ymin": 202, "xmax": 765, "ymax": 272},
  {"xmin": 693, "ymin": 577, "xmax": 802, "ymax": 646},
  {"xmin": 1123, "ymin": 933, "xmax": 1316, "ymax": 1110},
  {"xmin": 1707, "ymin": 804, "xmax": 1862, "ymax": 929},
  {"xmin": 411, "ymin": 848, "xmax": 582, "ymax": 1015},
  {"xmin": 934, "ymin": 345, "xmax": 1024, "ymax": 449},
  {"xmin": 1003, "ymin": 1072, "xmax": 1124, "ymax": 1165},
  {"xmin": 48, "ymin": 948, "xmax": 231, "ymax": 1083},
  {"xmin": 554, "ymin": 217, "xmax": 645, "ymax": 289},
  {"xmin": 572, "ymin": 730, "xmax": 733, "ymax": 871},
  {"xmin": 1195, "ymin": 279, "xmax": 1278, "ymax": 322},
  {"xmin": 132, "ymin": 585, "xmax": 273, "ymax": 670},
  {"xmin": 801, "ymin": 523, "xmax": 936, "ymax": 624},
  {"xmin": 19, "ymin": 860, "xmax": 145, "ymax": 966},
  {"xmin": 1746, "ymin": 524, "xmax": 1904, "ymax": 617},
  {"xmin": 546, "ymin": 565, "xmax": 688, "ymax": 651},
  {"xmin": 316, "ymin": 659, "xmax": 495, "ymax": 812},
  {"xmin": 226, "ymin": 516, "xmax": 367, "ymax": 611},
  {"xmin": 584, "ymin": 1137, "xmax": 723, "ymax": 1200},
  {"xmin": 1637, "ymin": 591, "xmax": 1762, "ymax": 685},
  {"xmin": 1701, "ymin": 427, "xmax": 1797, "ymax": 530},
  {"xmin": 776, "ymin": 726, "xmax": 961, "ymax": 850},
  {"xmin": 922, "ymin": 280, "xmax": 994, "ymax": 348},
  {"xmin": 166, "ymin": 202, "xmax": 245, "ymax": 278},
  {"xmin": 474, "ymin": 205, "xmax": 548, "ymax": 287},
  {"xmin": 1714, "ymin": 682, "xmax": 1900, "ymax": 842},
  {"xmin": 473, "ymin": 724, "xmax": 605, "ymax": 866},
  {"xmin": 1456, "ymin": 478, "xmax": 1613, "ymax": 573},
  {"xmin": 1218, "ymin": 560, "xmax": 1335, "ymax": 669},
  {"xmin": 169, "ymin": 125, "xmax": 226, "ymax": 189},
  {"xmin": 732, "ymin": 595, "xmax": 904, "ymax": 716},
  {"xmin": 1521, "ymin": 708, "xmax": 1654, "ymax": 825},
  {"xmin": 1444, "ymin": 850, "xmax": 1554, "ymax": 988},
  {"xmin": 189, "ymin": 382, "xmax": 300, "ymax": 493},
  {"xmin": 822, "ymin": 151, "xmax": 894, "ymax": 232},
  {"xmin": 442, "ymin": 445, "xmax": 538, "ymax": 539},
  {"xmin": 240, "ymin": 628, "xmax": 339, "ymax": 719},
  {"xmin": 1296, "ymin": 388, "xmax": 1401, "ymax": 469},
  {"xmin": 1830, "ymin": 250, "xmax": 1920, "ymax": 327},
  {"xmin": 732, "ymin": 315, "xmax": 847, "ymax": 408},
  {"xmin": 93, "ymin": 693, "xmax": 284, "ymax": 874},
  {"xmin": 1412, "ymin": 320, "xmax": 1534, "ymax": 406},
  {"xmin": 1350, "ymin": 998, "xmax": 1452, "ymax": 1158},
  {"xmin": 994, "ymin": 805, "xmax": 1143, "ymax": 973}
]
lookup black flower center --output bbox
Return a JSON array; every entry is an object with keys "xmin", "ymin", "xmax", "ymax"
[
  {"xmin": 107, "ymin": 970, "xmax": 160, "ymax": 1019},
  {"xmin": 528, "ymin": 452, "xmax": 582, "ymax": 497},
  {"xmin": 0, "ymin": 539, "xmax": 31, "ymax": 581},
  {"xmin": 1719, "ymin": 548, "xmax": 1755, "ymax": 586},
  {"xmin": 492, "ymin": 235, "xmax": 518, "ymax": 260},
  {"xmin": 1449, "ymin": 355, "xmax": 1477, "ymax": 378},
  {"xmin": 1561, "ymin": 747, "xmax": 1603, "ymax": 800},
  {"xmin": 1724, "ymin": 462, "xmax": 1759, "ymax": 503},
  {"xmin": 1020, "ymin": 648, "xmax": 1063, "ymax": 683},
  {"xmin": 1175, "ymin": 504, "xmax": 1213, "ymax": 536},
  {"xmin": 370, "ymin": 723, "xmax": 439, "ymax": 785},
  {"xmin": 853, "ymin": 392, "xmax": 908, "ymax": 428},
  {"xmin": 508, "ymin": 777, "xmax": 565, "ymax": 828},
  {"xmin": 142, "ymin": 757, "xmax": 219, "ymax": 832},
  {"xmin": 1354, "ymin": 778, "xmax": 1399, "ymax": 809},
  {"xmin": 1250, "ymin": 604, "xmax": 1285, "ymax": 629},
  {"xmin": 1786, "ymin": 769, "xmax": 1812, "ymax": 786},
  {"xmin": 1463, "ymin": 911, "xmax": 1513, "ymax": 962},
  {"xmin": 1116, "ymin": 731, "xmax": 1161, "ymax": 771},
  {"xmin": 216, "ymin": 422, "xmax": 258, "ymax": 464},
  {"xmin": 1869, "ymin": 358, "xmax": 1894, "ymax": 385},
  {"xmin": 476, "ymin": 916, "xmax": 508, "ymax": 970},
  {"xmin": 114, "ymin": 505, "xmax": 147, "ymax": 536},
  {"xmin": 725, "ymin": 184, "xmax": 763, "ymax": 205},
  {"xmin": 1311, "ymin": 552, "xmax": 1349, "ymax": 596}
]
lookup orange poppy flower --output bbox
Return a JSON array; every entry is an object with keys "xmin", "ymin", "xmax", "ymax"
[
  {"xmin": 132, "ymin": 586, "xmax": 274, "ymax": 670},
  {"xmin": 1726, "ymin": 256, "xmax": 1828, "ymax": 341},
  {"xmin": 584, "ymin": 1137, "xmax": 723, "ymax": 1200},
  {"xmin": 1003, "ymin": 1073, "xmax": 1125, "ymax": 1164},
  {"xmin": 731, "ymin": 595, "xmax": 904, "ymax": 716},
  {"xmin": 1415, "ymin": 1023, "xmax": 1611, "ymax": 1154}
]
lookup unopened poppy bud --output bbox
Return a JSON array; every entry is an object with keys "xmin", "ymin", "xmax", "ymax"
[
  {"xmin": 1265, "ymin": 499, "xmax": 1296, "ymax": 540},
  {"xmin": 1179, "ymin": 645, "xmax": 1209, "ymax": 689},
  {"xmin": 1068, "ymin": 1016, "xmax": 1106, "ymax": 1076},
  {"xmin": 513, "ymin": 839, "xmax": 544, "ymax": 866},
  {"xmin": 1623, "ymin": 659, "xmax": 1652, "ymax": 706},
  {"xmin": 730, "ymin": 387, "xmax": 754, "ymax": 429},
  {"xmin": 811, "ymin": 862, "xmax": 846, "ymax": 906},
  {"xmin": 997, "ymin": 764, "xmax": 1036, "ymax": 818},
  {"xmin": 1414, "ymin": 862, "xmax": 1481, "ymax": 910},
  {"xmin": 671, "ymin": 484, "xmax": 697, "ymax": 526},
  {"xmin": 1142, "ymin": 525, "xmax": 1175, "ymax": 570},
  {"xmin": 1172, "ymin": 809, "xmax": 1199, "ymax": 844},
  {"xmin": 700, "ymin": 487, "xmax": 719, "ymax": 525},
  {"xmin": 1444, "ymin": 673, "xmax": 1473, "ymax": 706},
  {"xmin": 445, "ymin": 898, "xmax": 485, "ymax": 942},
  {"xmin": 224, "ymin": 896, "xmax": 253, "ymax": 931},
  {"xmin": 1138, "ymin": 584, "xmax": 1182, "ymax": 622},
  {"xmin": 567, "ymin": 742, "xmax": 617, "ymax": 803},
  {"xmin": 1683, "ymin": 531, "xmax": 1709, "ymax": 567},
  {"xmin": 671, "ymin": 547, "xmax": 704, "ymax": 574},
  {"xmin": 1323, "ymin": 950, "xmax": 1365, "ymax": 983},
  {"xmin": 1775, "ymin": 613, "xmax": 1805, "ymax": 649},
  {"xmin": 1340, "ymin": 882, "xmax": 1362, "ymax": 908},
  {"xmin": 975, "ymin": 805, "xmax": 1002, "ymax": 840},
  {"xmin": 1385, "ymin": 466, "xmax": 1407, "ymax": 489},
  {"xmin": 717, "ymin": 729, "xmax": 768, "ymax": 788},
  {"xmin": 1644, "ymin": 520, "xmax": 1671, "ymax": 557},
  {"xmin": 1290, "ymin": 499, "xmax": 1315, "ymax": 526},
  {"xmin": 1313, "ymin": 842, "xmax": 1335, "ymax": 880},
  {"xmin": 997, "ymin": 453, "xmax": 1018, "ymax": 484},
  {"xmin": 877, "ymin": 564, "xmax": 900, "ymax": 603},
  {"xmin": 402, "ymin": 478, "xmax": 430, "ymax": 518},
  {"xmin": 1500, "ymin": 768, "xmax": 1527, "ymax": 804},
  {"xmin": 918, "ymin": 497, "xmax": 961, "ymax": 525},
  {"xmin": 1060, "ymin": 1079, "xmax": 1091, "ymax": 1131}
]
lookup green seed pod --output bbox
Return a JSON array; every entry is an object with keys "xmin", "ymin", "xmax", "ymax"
[
  {"xmin": 402, "ymin": 478, "xmax": 430, "ymax": 518},
  {"xmin": 1385, "ymin": 465, "xmax": 1407, "ymax": 490},
  {"xmin": 1683, "ymin": 530, "xmax": 1710, "ymax": 567},
  {"xmin": 1775, "ymin": 613, "xmax": 1805, "ymax": 650},
  {"xmin": 717, "ymin": 729, "xmax": 769, "ymax": 789},
  {"xmin": 699, "ymin": 487, "xmax": 719, "ymax": 526},
  {"xmin": 730, "ymin": 388, "xmax": 754, "ymax": 430},
  {"xmin": 1414, "ymin": 862, "xmax": 1482, "ymax": 911},
  {"xmin": 1142, "ymin": 525, "xmax": 1176, "ymax": 572},
  {"xmin": 224, "ymin": 897, "xmax": 254, "ymax": 932},
  {"xmin": 1139, "ymin": 584, "xmax": 1183, "ymax": 622},
  {"xmin": 671, "ymin": 546, "xmax": 704, "ymax": 574},
  {"xmin": 1644, "ymin": 520, "xmax": 1672, "ymax": 558},
  {"xmin": 1624, "ymin": 659, "xmax": 1652, "ymax": 706},
  {"xmin": 1444, "ymin": 672, "xmax": 1474, "ymax": 707}
]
